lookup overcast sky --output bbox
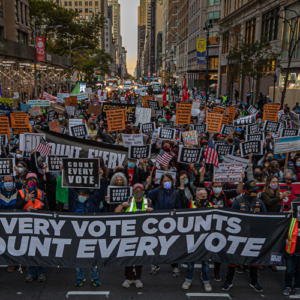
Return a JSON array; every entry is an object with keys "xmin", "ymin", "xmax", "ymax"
[{"xmin": 118, "ymin": 0, "xmax": 139, "ymax": 76}]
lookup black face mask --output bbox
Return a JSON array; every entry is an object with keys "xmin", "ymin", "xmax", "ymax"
[{"xmin": 228, "ymin": 138, "xmax": 234, "ymax": 143}]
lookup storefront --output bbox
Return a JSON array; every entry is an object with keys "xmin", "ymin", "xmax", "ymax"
[{"xmin": 279, "ymin": 72, "xmax": 300, "ymax": 89}]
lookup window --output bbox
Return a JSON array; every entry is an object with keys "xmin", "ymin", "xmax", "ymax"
[
  {"xmin": 85, "ymin": 1, "xmax": 88, "ymax": 5},
  {"xmin": 207, "ymin": 0, "xmax": 220, "ymax": 6},
  {"xmin": 16, "ymin": 0, "xmax": 19, "ymax": 22},
  {"xmin": 261, "ymin": 8, "xmax": 279, "ymax": 41},
  {"xmin": 79, "ymin": 15, "xmax": 82, "ymax": 19},
  {"xmin": 245, "ymin": 18, "xmax": 256, "ymax": 44},
  {"xmin": 175, "ymin": 20, "xmax": 178, "ymax": 27},
  {"xmin": 89, "ymin": 8, "xmax": 93, "ymax": 12},
  {"xmin": 85, "ymin": 15, "xmax": 88, "ymax": 20},
  {"xmin": 89, "ymin": 1, "xmax": 92, "ymax": 5},
  {"xmin": 18, "ymin": 31, "xmax": 27, "ymax": 44},
  {"xmin": 85, "ymin": 8, "xmax": 88, "ymax": 13},
  {"xmin": 209, "ymin": 57, "xmax": 219, "ymax": 69},
  {"xmin": 209, "ymin": 31, "xmax": 220, "ymax": 45},
  {"xmin": 95, "ymin": 1, "xmax": 98, "ymax": 5},
  {"xmin": 222, "ymin": 31, "xmax": 229, "ymax": 53},
  {"xmin": 64, "ymin": 1, "xmax": 68, "ymax": 6},
  {"xmin": 79, "ymin": 1, "xmax": 82, "ymax": 5},
  {"xmin": 90, "ymin": 15, "xmax": 93, "ymax": 20},
  {"xmin": 175, "ymin": 32, "xmax": 178, "ymax": 41},
  {"xmin": 95, "ymin": 8, "xmax": 99, "ymax": 13},
  {"xmin": 25, "ymin": 5, "xmax": 28, "ymax": 26},
  {"xmin": 79, "ymin": 8, "xmax": 82, "ymax": 12},
  {"xmin": 206, "ymin": 11, "xmax": 220, "ymax": 24},
  {"xmin": 75, "ymin": 8, "xmax": 78, "ymax": 12},
  {"xmin": 75, "ymin": 1, "xmax": 78, "ymax": 6},
  {"xmin": 20, "ymin": 2, "xmax": 23, "ymax": 24},
  {"xmin": 175, "ymin": 7, "xmax": 178, "ymax": 14},
  {"xmin": 69, "ymin": 1, "xmax": 72, "ymax": 6}
]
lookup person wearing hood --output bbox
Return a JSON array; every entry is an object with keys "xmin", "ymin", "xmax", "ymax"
[{"xmin": 6, "ymin": 136, "xmax": 18, "ymax": 153}]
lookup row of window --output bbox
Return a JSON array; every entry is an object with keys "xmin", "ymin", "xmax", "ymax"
[
  {"xmin": 74, "ymin": 8, "xmax": 99, "ymax": 13},
  {"xmin": 64, "ymin": 1, "xmax": 99, "ymax": 6}
]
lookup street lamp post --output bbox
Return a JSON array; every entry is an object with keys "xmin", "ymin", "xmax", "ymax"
[
  {"xmin": 273, "ymin": 71, "xmax": 277, "ymax": 103},
  {"xmin": 203, "ymin": 22, "xmax": 213, "ymax": 103},
  {"xmin": 69, "ymin": 45, "xmax": 89, "ymax": 59}
]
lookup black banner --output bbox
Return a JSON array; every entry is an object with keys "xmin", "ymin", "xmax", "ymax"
[
  {"xmin": 102, "ymin": 103, "xmax": 136, "ymax": 124},
  {"xmin": 195, "ymin": 124, "xmax": 207, "ymax": 134},
  {"xmin": 245, "ymin": 133, "xmax": 264, "ymax": 142},
  {"xmin": 0, "ymin": 209, "xmax": 290, "ymax": 268},
  {"xmin": 147, "ymin": 100, "xmax": 159, "ymax": 110},
  {"xmin": 47, "ymin": 155, "xmax": 67, "ymax": 172},
  {"xmin": 177, "ymin": 146, "xmax": 202, "ymax": 164},
  {"xmin": 281, "ymin": 128, "xmax": 299, "ymax": 137},
  {"xmin": 215, "ymin": 144, "xmax": 234, "ymax": 156},
  {"xmin": 107, "ymin": 186, "xmax": 132, "ymax": 204},
  {"xmin": 246, "ymin": 123, "xmax": 260, "ymax": 135},
  {"xmin": 70, "ymin": 125, "xmax": 88, "ymax": 137},
  {"xmin": 62, "ymin": 158, "xmax": 100, "ymax": 188},
  {"xmin": 158, "ymin": 128, "xmax": 176, "ymax": 140},
  {"xmin": 141, "ymin": 122, "xmax": 155, "ymax": 134},
  {"xmin": 128, "ymin": 145, "xmax": 151, "ymax": 159},
  {"xmin": 0, "ymin": 158, "xmax": 14, "ymax": 176},
  {"xmin": 221, "ymin": 125, "xmax": 235, "ymax": 136},
  {"xmin": 263, "ymin": 120, "xmax": 280, "ymax": 132}
]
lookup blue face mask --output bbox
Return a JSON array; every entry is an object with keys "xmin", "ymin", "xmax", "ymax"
[
  {"xmin": 4, "ymin": 182, "xmax": 14, "ymax": 190},
  {"xmin": 163, "ymin": 182, "xmax": 172, "ymax": 190},
  {"xmin": 280, "ymin": 155, "xmax": 286, "ymax": 159},
  {"xmin": 128, "ymin": 162, "xmax": 135, "ymax": 169},
  {"xmin": 297, "ymin": 162, "xmax": 300, "ymax": 168},
  {"xmin": 274, "ymin": 173, "xmax": 279, "ymax": 177},
  {"xmin": 40, "ymin": 162, "xmax": 45, "ymax": 168},
  {"xmin": 59, "ymin": 118, "xmax": 63, "ymax": 121},
  {"xmin": 259, "ymin": 121, "xmax": 262, "ymax": 124},
  {"xmin": 78, "ymin": 196, "xmax": 87, "ymax": 203},
  {"xmin": 184, "ymin": 179, "xmax": 189, "ymax": 185}
]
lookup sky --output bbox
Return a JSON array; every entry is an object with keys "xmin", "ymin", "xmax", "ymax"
[{"xmin": 118, "ymin": 0, "xmax": 139, "ymax": 76}]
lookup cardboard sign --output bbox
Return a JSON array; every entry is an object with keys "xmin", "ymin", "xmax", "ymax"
[
  {"xmin": 176, "ymin": 102, "xmax": 192, "ymax": 125},
  {"xmin": 263, "ymin": 120, "xmax": 280, "ymax": 133},
  {"xmin": 233, "ymin": 115, "xmax": 256, "ymax": 126},
  {"xmin": 0, "ymin": 115, "xmax": 11, "ymax": 139},
  {"xmin": 213, "ymin": 106, "xmax": 226, "ymax": 114},
  {"xmin": 177, "ymin": 146, "xmax": 202, "ymax": 164},
  {"xmin": 158, "ymin": 127, "xmax": 176, "ymax": 141},
  {"xmin": 65, "ymin": 106, "xmax": 75, "ymax": 116},
  {"xmin": 142, "ymin": 96, "xmax": 153, "ymax": 108},
  {"xmin": 0, "ymin": 158, "xmax": 16, "ymax": 176},
  {"xmin": 70, "ymin": 124, "xmax": 88, "ymax": 137},
  {"xmin": 240, "ymin": 141, "xmax": 263, "ymax": 157},
  {"xmin": 29, "ymin": 107, "xmax": 43, "ymax": 117},
  {"xmin": 141, "ymin": 122, "xmax": 156, "ymax": 134},
  {"xmin": 128, "ymin": 145, "xmax": 151, "ymax": 159},
  {"xmin": 156, "ymin": 95, "xmax": 164, "ymax": 107},
  {"xmin": 135, "ymin": 107, "xmax": 151, "ymax": 125},
  {"xmin": 65, "ymin": 96, "xmax": 78, "ymax": 107},
  {"xmin": 46, "ymin": 155, "xmax": 67, "ymax": 172},
  {"xmin": 49, "ymin": 102, "xmax": 65, "ymax": 115},
  {"xmin": 106, "ymin": 108, "xmax": 126, "ymax": 132},
  {"xmin": 102, "ymin": 103, "xmax": 136, "ymax": 125},
  {"xmin": 147, "ymin": 100, "xmax": 159, "ymax": 110},
  {"xmin": 10, "ymin": 112, "xmax": 29, "ymax": 134},
  {"xmin": 263, "ymin": 103, "xmax": 279, "ymax": 122},
  {"xmin": 62, "ymin": 158, "xmax": 100, "ymax": 188},
  {"xmin": 214, "ymin": 163, "xmax": 243, "ymax": 182},
  {"xmin": 215, "ymin": 144, "xmax": 234, "ymax": 156},
  {"xmin": 0, "ymin": 135, "xmax": 7, "ymax": 147},
  {"xmin": 207, "ymin": 112, "xmax": 223, "ymax": 133},
  {"xmin": 246, "ymin": 123, "xmax": 260, "ymax": 135},
  {"xmin": 107, "ymin": 186, "xmax": 132, "ymax": 204},
  {"xmin": 194, "ymin": 124, "xmax": 207, "ymax": 134},
  {"xmin": 121, "ymin": 133, "xmax": 144, "ymax": 148},
  {"xmin": 49, "ymin": 120, "xmax": 62, "ymax": 133},
  {"xmin": 227, "ymin": 106, "xmax": 237, "ymax": 125},
  {"xmin": 245, "ymin": 133, "xmax": 265, "ymax": 142},
  {"xmin": 88, "ymin": 105, "xmax": 102, "ymax": 116},
  {"xmin": 220, "ymin": 125, "xmax": 235, "ymax": 136},
  {"xmin": 182, "ymin": 130, "xmax": 198, "ymax": 146},
  {"xmin": 281, "ymin": 128, "xmax": 299, "ymax": 137},
  {"xmin": 221, "ymin": 115, "xmax": 230, "ymax": 126}
]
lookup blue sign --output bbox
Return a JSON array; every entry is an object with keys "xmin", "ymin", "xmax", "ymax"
[
  {"xmin": 197, "ymin": 51, "xmax": 206, "ymax": 64},
  {"xmin": 20, "ymin": 104, "xmax": 31, "ymax": 112}
]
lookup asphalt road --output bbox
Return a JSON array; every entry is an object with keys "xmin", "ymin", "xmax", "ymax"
[{"xmin": 0, "ymin": 264, "xmax": 294, "ymax": 300}]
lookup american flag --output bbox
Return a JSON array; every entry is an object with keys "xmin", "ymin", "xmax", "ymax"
[
  {"xmin": 36, "ymin": 138, "xmax": 51, "ymax": 157},
  {"xmin": 204, "ymin": 137, "xmax": 219, "ymax": 168},
  {"xmin": 156, "ymin": 149, "xmax": 172, "ymax": 167}
]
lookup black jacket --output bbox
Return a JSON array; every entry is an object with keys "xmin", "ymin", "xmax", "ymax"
[{"xmin": 113, "ymin": 165, "xmax": 150, "ymax": 187}]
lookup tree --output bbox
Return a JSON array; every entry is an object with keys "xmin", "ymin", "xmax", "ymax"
[
  {"xmin": 123, "ymin": 74, "xmax": 134, "ymax": 80},
  {"xmin": 227, "ymin": 38, "xmax": 280, "ymax": 105}
]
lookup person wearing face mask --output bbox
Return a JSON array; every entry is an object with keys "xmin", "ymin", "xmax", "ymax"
[
  {"xmin": 114, "ymin": 183, "xmax": 153, "ymax": 288},
  {"xmin": 247, "ymin": 153, "xmax": 265, "ymax": 183},
  {"xmin": 266, "ymin": 161, "xmax": 283, "ymax": 182},
  {"xmin": 222, "ymin": 180, "xmax": 266, "ymax": 293},
  {"xmin": 225, "ymin": 131, "xmax": 239, "ymax": 152},
  {"xmin": 15, "ymin": 149, "xmax": 30, "ymax": 170},
  {"xmin": 88, "ymin": 117, "xmax": 98, "ymax": 139},
  {"xmin": 58, "ymin": 113, "xmax": 69, "ymax": 127},
  {"xmin": 293, "ymin": 156, "xmax": 300, "ymax": 182},
  {"xmin": 16, "ymin": 161, "xmax": 29, "ymax": 187},
  {"xmin": 177, "ymin": 170, "xmax": 199, "ymax": 201},
  {"xmin": 7, "ymin": 136, "xmax": 18, "ymax": 153},
  {"xmin": 145, "ymin": 173, "xmax": 181, "ymax": 276}
]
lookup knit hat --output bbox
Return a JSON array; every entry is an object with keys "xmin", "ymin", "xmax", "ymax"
[{"xmin": 26, "ymin": 173, "xmax": 37, "ymax": 180}]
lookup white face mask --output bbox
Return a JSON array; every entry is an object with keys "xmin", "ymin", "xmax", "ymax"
[
  {"xmin": 18, "ymin": 167, "xmax": 24, "ymax": 174},
  {"xmin": 213, "ymin": 187, "xmax": 222, "ymax": 195},
  {"xmin": 78, "ymin": 196, "xmax": 87, "ymax": 203},
  {"xmin": 16, "ymin": 154, "xmax": 23, "ymax": 159}
]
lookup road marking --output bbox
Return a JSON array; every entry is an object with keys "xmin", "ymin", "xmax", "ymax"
[
  {"xmin": 66, "ymin": 291, "xmax": 110, "ymax": 298},
  {"xmin": 181, "ymin": 264, "xmax": 214, "ymax": 268},
  {"xmin": 289, "ymin": 296, "xmax": 300, "ymax": 299},
  {"xmin": 276, "ymin": 266, "xmax": 286, "ymax": 271},
  {"xmin": 0, "ymin": 265, "xmax": 8, "ymax": 267},
  {"xmin": 186, "ymin": 293, "xmax": 231, "ymax": 298}
]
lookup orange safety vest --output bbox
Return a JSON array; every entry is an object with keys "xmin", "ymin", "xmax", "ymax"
[
  {"xmin": 19, "ymin": 189, "xmax": 44, "ymax": 210},
  {"xmin": 286, "ymin": 218, "xmax": 298, "ymax": 254}
]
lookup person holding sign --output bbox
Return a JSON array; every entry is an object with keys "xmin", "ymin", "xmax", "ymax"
[{"xmin": 114, "ymin": 183, "xmax": 153, "ymax": 288}]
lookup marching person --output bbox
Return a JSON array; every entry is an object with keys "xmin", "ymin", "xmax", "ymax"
[{"xmin": 114, "ymin": 183, "xmax": 153, "ymax": 288}]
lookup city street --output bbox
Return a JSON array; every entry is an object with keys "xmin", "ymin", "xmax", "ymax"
[{"xmin": 0, "ymin": 264, "xmax": 290, "ymax": 300}]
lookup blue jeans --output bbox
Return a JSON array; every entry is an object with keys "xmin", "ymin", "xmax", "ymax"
[
  {"xmin": 76, "ymin": 267, "xmax": 99, "ymax": 280},
  {"xmin": 285, "ymin": 253, "xmax": 300, "ymax": 288},
  {"xmin": 185, "ymin": 262, "xmax": 210, "ymax": 284},
  {"xmin": 28, "ymin": 266, "xmax": 45, "ymax": 277}
]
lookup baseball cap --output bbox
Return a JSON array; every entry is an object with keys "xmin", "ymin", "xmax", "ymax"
[
  {"xmin": 77, "ymin": 188, "xmax": 90, "ymax": 194},
  {"xmin": 287, "ymin": 161, "xmax": 295, "ymax": 169},
  {"xmin": 133, "ymin": 183, "xmax": 144, "ymax": 191},
  {"xmin": 26, "ymin": 173, "xmax": 38, "ymax": 180},
  {"xmin": 244, "ymin": 180, "xmax": 260, "ymax": 192}
]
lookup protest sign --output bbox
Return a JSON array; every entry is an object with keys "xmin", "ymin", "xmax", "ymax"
[
  {"xmin": 62, "ymin": 158, "xmax": 100, "ymax": 188},
  {"xmin": 274, "ymin": 136, "xmax": 300, "ymax": 154},
  {"xmin": 176, "ymin": 102, "xmax": 192, "ymax": 125},
  {"xmin": 88, "ymin": 105, "xmax": 102, "ymax": 115},
  {"xmin": 182, "ymin": 130, "xmax": 198, "ymax": 146},
  {"xmin": 69, "ymin": 119, "xmax": 83, "ymax": 127},
  {"xmin": 49, "ymin": 120, "xmax": 62, "ymax": 133},
  {"xmin": 128, "ymin": 145, "xmax": 151, "ymax": 159},
  {"xmin": 194, "ymin": 124, "xmax": 207, "ymax": 134},
  {"xmin": 74, "ymin": 109, "xmax": 82, "ymax": 116},
  {"xmin": 19, "ymin": 133, "xmax": 45, "ymax": 151},
  {"xmin": 29, "ymin": 107, "xmax": 43, "ymax": 117},
  {"xmin": 142, "ymin": 96, "xmax": 153, "ymax": 108},
  {"xmin": 156, "ymin": 95, "xmax": 164, "ymax": 107},
  {"xmin": 20, "ymin": 104, "xmax": 31, "ymax": 112},
  {"xmin": 10, "ymin": 112, "xmax": 29, "ymax": 134},
  {"xmin": 70, "ymin": 124, "xmax": 88, "ymax": 137},
  {"xmin": 135, "ymin": 107, "xmax": 151, "ymax": 125},
  {"xmin": 215, "ymin": 144, "xmax": 234, "ymax": 156},
  {"xmin": 263, "ymin": 120, "xmax": 280, "ymax": 133},
  {"xmin": 281, "ymin": 128, "xmax": 299, "ymax": 137},
  {"xmin": 49, "ymin": 103, "xmax": 65, "ymax": 115},
  {"xmin": 43, "ymin": 92, "xmax": 57, "ymax": 102},
  {"xmin": 177, "ymin": 146, "xmax": 202, "ymax": 164},
  {"xmin": 245, "ymin": 133, "xmax": 265, "ymax": 142},
  {"xmin": 85, "ymin": 88, "xmax": 92, "ymax": 94},
  {"xmin": 221, "ymin": 115, "xmax": 230, "ymax": 126},
  {"xmin": 233, "ymin": 115, "xmax": 256, "ymax": 126},
  {"xmin": 121, "ymin": 133, "xmax": 144, "ymax": 148},
  {"xmin": 48, "ymin": 109, "xmax": 55, "ymax": 122},
  {"xmin": 223, "ymin": 154, "xmax": 249, "ymax": 171},
  {"xmin": 0, "ymin": 158, "xmax": 15, "ymax": 176},
  {"xmin": 246, "ymin": 123, "xmax": 260, "ymax": 135},
  {"xmin": 0, "ymin": 115, "xmax": 11, "ymax": 139},
  {"xmin": 141, "ymin": 122, "xmax": 155, "ymax": 134},
  {"xmin": 227, "ymin": 106, "xmax": 237, "ymax": 125},
  {"xmin": 102, "ymin": 103, "xmax": 136, "ymax": 124},
  {"xmin": 65, "ymin": 96, "xmax": 78, "ymax": 107},
  {"xmin": 192, "ymin": 100, "xmax": 200, "ymax": 109},
  {"xmin": 65, "ymin": 106, "xmax": 75, "ymax": 116},
  {"xmin": 60, "ymin": 126, "xmax": 66, "ymax": 134},
  {"xmin": 220, "ymin": 125, "xmax": 235, "ymax": 136},
  {"xmin": 290, "ymin": 111, "xmax": 300, "ymax": 129},
  {"xmin": 263, "ymin": 103, "xmax": 279, "ymax": 122},
  {"xmin": 107, "ymin": 186, "xmax": 132, "ymax": 204},
  {"xmin": 207, "ymin": 112, "xmax": 223, "ymax": 133},
  {"xmin": 28, "ymin": 100, "xmax": 50, "ymax": 107},
  {"xmin": 158, "ymin": 127, "xmax": 176, "ymax": 141},
  {"xmin": 46, "ymin": 155, "xmax": 67, "ymax": 172},
  {"xmin": 213, "ymin": 106, "xmax": 226, "ymax": 114},
  {"xmin": 214, "ymin": 163, "xmax": 243, "ymax": 182},
  {"xmin": 155, "ymin": 170, "xmax": 177, "ymax": 181},
  {"xmin": 151, "ymin": 129, "xmax": 159, "ymax": 144},
  {"xmin": 279, "ymin": 113, "xmax": 287, "ymax": 122},
  {"xmin": 0, "ymin": 98, "xmax": 13, "ymax": 113},
  {"xmin": 0, "ymin": 135, "xmax": 7, "ymax": 147},
  {"xmin": 248, "ymin": 106, "xmax": 258, "ymax": 115},
  {"xmin": 57, "ymin": 93, "xmax": 70, "ymax": 100},
  {"xmin": 13, "ymin": 92, "xmax": 19, "ymax": 100},
  {"xmin": 147, "ymin": 100, "xmax": 159, "ymax": 110},
  {"xmin": 107, "ymin": 108, "xmax": 126, "ymax": 132},
  {"xmin": 155, "ymin": 109, "xmax": 164, "ymax": 117},
  {"xmin": 292, "ymin": 202, "xmax": 300, "ymax": 219},
  {"xmin": 240, "ymin": 141, "xmax": 263, "ymax": 157}
]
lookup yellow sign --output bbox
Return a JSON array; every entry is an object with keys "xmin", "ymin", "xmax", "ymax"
[{"xmin": 197, "ymin": 39, "xmax": 206, "ymax": 53}]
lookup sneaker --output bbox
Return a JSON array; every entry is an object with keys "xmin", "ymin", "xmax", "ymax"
[
  {"xmin": 7, "ymin": 265, "xmax": 18, "ymax": 273},
  {"xmin": 150, "ymin": 265, "xmax": 160, "ymax": 275},
  {"xmin": 91, "ymin": 279, "xmax": 101, "ymax": 287},
  {"xmin": 294, "ymin": 288, "xmax": 300, "ymax": 296},
  {"xmin": 204, "ymin": 283, "xmax": 212, "ymax": 292},
  {"xmin": 182, "ymin": 281, "xmax": 191, "ymax": 290},
  {"xmin": 235, "ymin": 266, "xmax": 244, "ymax": 274},
  {"xmin": 222, "ymin": 281, "xmax": 233, "ymax": 291},
  {"xmin": 250, "ymin": 282, "xmax": 263, "ymax": 292},
  {"xmin": 134, "ymin": 280, "xmax": 143, "ymax": 288},
  {"xmin": 122, "ymin": 279, "xmax": 133, "ymax": 288},
  {"xmin": 214, "ymin": 271, "xmax": 221, "ymax": 282},
  {"xmin": 173, "ymin": 267, "xmax": 180, "ymax": 277},
  {"xmin": 75, "ymin": 278, "xmax": 86, "ymax": 286},
  {"xmin": 283, "ymin": 287, "xmax": 292, "ymax": 296},
  {"xmin": 25, "ymin": 275, "xmax": 35, "ymax": 283},
  {"xmin": 38, "ymin": 275, "xmax": 46, "ymax": 282}
]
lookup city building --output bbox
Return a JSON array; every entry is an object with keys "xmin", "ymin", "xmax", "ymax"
[
  {"xmin": 155, "ymin": 0, "xmax": 163, "ymax": 77},
  {"xmin": 122, "ymin": 46, "xmax": 127, "ymax": 76}
]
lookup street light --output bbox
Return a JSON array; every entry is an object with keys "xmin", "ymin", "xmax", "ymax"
[
  {"xmin": 33, "ymin": 17, "xmax": 62, "ymax": 99},
  {"xmin": 69, "ymin": 46, "xmax": 89, "ymax": 59},
  {"xmin": 203, "ymin": 21, "xmax": 213, "ymax": 103}
]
